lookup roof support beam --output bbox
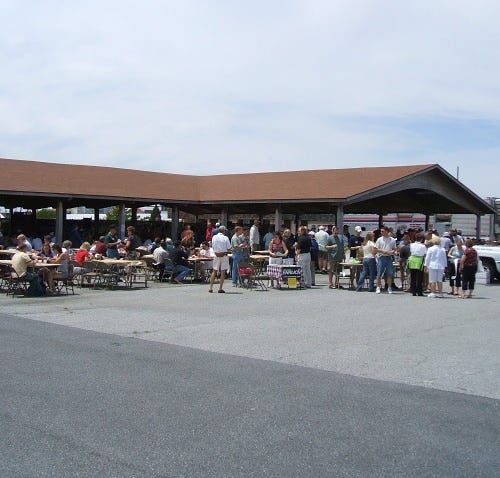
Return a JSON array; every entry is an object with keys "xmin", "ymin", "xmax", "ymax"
[{"xmin": 56, "ymin": 201, "xmax": 64, "ymax": 244}]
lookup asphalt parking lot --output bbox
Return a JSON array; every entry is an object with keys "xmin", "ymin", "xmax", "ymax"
[
  {"xmin": 2, "ymin": 274, "xmax": 499, "ymax": 399},
  {"xmin": 1, "ymin": 275, "xmax": 499, "ymax": 476}
]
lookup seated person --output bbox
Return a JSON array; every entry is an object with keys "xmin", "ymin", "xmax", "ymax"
[
  {"xmin": 62, "ymin": 240, "xmax": 74, "ymax": 256},
  {"xmin": 39, "ymin": 242, "xmax": 55, "ymax": 259},
  {"xmin": 152, "ymin": 240, "xmax": 171, "ymax": 278},
  {"xmin": 17, "ymin": 234, "xmax": 33, "ymax": 252},
  {"xmin": 198, "ymin": 241, "xmax": 215, "ymax": 277},
  {"xmin": 11, "ymin": 243, "xmax": 51, "ymax": 294},
  {"xmin": 74, "ymin": 241, "xmax": 92, "ymax": 274},
  {"xmin": 169, "ymin": 241, "xmax": 192, "ymax": 284},
  {"xmin": 46, "ymin": 244, "xmax": 70, "ymax": 293},
  {"xmin": 91, "ymin": 236, "xmax": 108, "ymax": 257},
  {"xmin": 31, "ymin": 236, "xmax": 43, "ymax": 251},
  {"xmin": 149, "ymin": 237, "xmax": 162, "ymax": 253}
]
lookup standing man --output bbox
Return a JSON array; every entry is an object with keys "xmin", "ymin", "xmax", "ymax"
[
  {"xmin": 230, "ymin": 226, "xmax": 248, "ymax": 287},
  {"xmin": 242, "ymin": 226, "xmax": 251, "ymax": 261},
  {"xmin": 262, "ymin": 226, "xmax": 274, "ymax": 251},
  {"xmin": 205, "ymin": 222, "xmax": 214, "ymax": 242},
  {"xmin": 209, "ymin": 225, "xmax": 231, "ymax": 293},
  {"xmin": 326, "ymin": 226, "xmax": 344, "ymax": 289},
  {"xmin": 315, "ymin": 226, "xmax": 329, "ymax": 274},
  {"xmin": 105, "ymin": 225, "xmax": 121, "ymax": 259},
  {"xmin": 295, "ymin": 226, "xmax": 312, "ymax": 288},
  {"xmin": 210, "ymin": 222, "xmax": 221, "ymax": 239},
  {"xmin": 374, "ymin": 225, "xmax": 397, "ymax": 294},
  {"xmin": 249, "ymin": 220, "xmax": 261, "ymax": 253}
]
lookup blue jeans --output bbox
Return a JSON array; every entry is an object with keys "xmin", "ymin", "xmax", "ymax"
[
  {"xmin": 232, "ymin": 252, "xmax": 244, "ymax": 285},
  {"xmin": 174, "ymin": 264, "xmax": 190, "ymax": 281},
  {"xmin": 356, "ymin": 257, "xmax": 376, "ymax": 291}
]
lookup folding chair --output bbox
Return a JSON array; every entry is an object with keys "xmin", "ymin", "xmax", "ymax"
[
  {"xmin": 124, "ymin": 262, "xmax": 148, "ymax": 288},
  {"xmin": 159, "ymin": 259, "xmax": 175, "ymax": 282},
  {"xmin": 55, "ymin": 273, "xmax": 77, "ymax": 295},
  {"xmin": 6, "ymin": 266, "xmax": 30, "ymax": 297}
]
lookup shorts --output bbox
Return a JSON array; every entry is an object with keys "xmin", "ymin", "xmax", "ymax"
[
  {"xmin": 428, "ymin": 268, "xmax": 444, "ymax": 283},
  {"xmin": 213, "ymin": 255, "xmax": 230, "ymax": 271},
  {"xmin": 377, "ymin": 255, "xmax": 394, "ymax": 277},
  {"xmin": 328, "ymin": 260, "xmax": 341, "ymax": 273}
]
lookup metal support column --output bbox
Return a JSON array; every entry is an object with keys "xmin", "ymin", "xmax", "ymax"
[
  {"xmin": 119, "ymin": 204, "xmax": 126, "ymax": 239},
  {"xmin": 171, "ymin": 206, "xmax": 179, "ymax": 240},
  {"xmin": 336, "ymin": 204, "xmax": 344, "ymax": 233},
  {"xmin": 274, "ymin": 206, "xmax": 282, "ymax": 232},
  {"xmin": 220, "ymin": 208, "xmax": 228, "ymax": 227},
  {"xmin": 476, "ymin": 215, "xmax": 481, "ymax": 240},
  {"xmin": 131, "ymin": 206, "xmax": 137, "ymax": 226},
  {"xmin": 93, "ymin": 206, "xmax": 100, "ymax": 238},
  {"xmin": 56, "ymin": 201, "xmax": 64, "ymax": 244}
]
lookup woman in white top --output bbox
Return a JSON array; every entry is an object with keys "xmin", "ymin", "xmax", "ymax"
[
  {"xmin": 355, "ymin": 232, "xmax": 376, "ymax": 292},
  {"xmin": 424, "ymin": 235, "xmax": 448, "ymax": 298}
]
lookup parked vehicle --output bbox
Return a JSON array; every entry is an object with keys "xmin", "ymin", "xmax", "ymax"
[{"xmin": 474, "ymin": 244, "xmax": 500, "ymax": 283}]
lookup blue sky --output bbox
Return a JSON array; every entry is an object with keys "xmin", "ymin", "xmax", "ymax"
[{"xmin": 1, "ymin": 0, "xmax": 499, "ymax": 197}]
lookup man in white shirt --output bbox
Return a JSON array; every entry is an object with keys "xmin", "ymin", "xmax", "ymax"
[
  {"xmin": 315, "ymin": 226, "xmax": 329, "ymax": 273},
  {"xmin": 249, "ymin": 220, "xmax": 261, "ymax": 253},
  {"xmin": 152, "ymin": 240, "xmax": 170, "ymax": 279},
  {"xmin": 374, "ymin": 226, "xmax": 397, "ymax": 294},
  {"xmin": 209, "ymin": 226, "xmax": 231, "ymax": 293}
]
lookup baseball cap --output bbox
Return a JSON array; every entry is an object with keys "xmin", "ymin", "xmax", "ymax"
[
  {"xmin": 354, "ymin": 226, "xmax": 362, "ymax": 232},
  {"xmin": 308, "ymin": 231, "xmax": 315, "ymax": 236}
]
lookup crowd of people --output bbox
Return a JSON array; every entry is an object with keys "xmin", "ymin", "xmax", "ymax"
[
  {"xmin": 2, "ymin": 221, "xmax": 480, "ymax": 299},
  {"xmin": 145, "ymin": 221, "xmax": 481, "ymax": 297}
]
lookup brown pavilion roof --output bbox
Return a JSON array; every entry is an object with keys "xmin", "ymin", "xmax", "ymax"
[{"xmin": 0, "ymin": 157, "xmax": 494, "ymax": 216}]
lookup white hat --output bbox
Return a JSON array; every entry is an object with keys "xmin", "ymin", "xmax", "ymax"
[
  {"xmin": 308, "ymin": 231, "xmax": 315, "ymax": 236},
  {"xmin": 318, "ymin": 225, "xmax": 325, "ymax": 230},
  {"xmin": 354, "ymin": 226, "xmax": 362, "ymax": 233}
]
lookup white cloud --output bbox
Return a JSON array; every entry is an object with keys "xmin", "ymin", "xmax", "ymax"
[{"xmin": 0, "ymin": 1, "xmax": 499, "ymax": 197}]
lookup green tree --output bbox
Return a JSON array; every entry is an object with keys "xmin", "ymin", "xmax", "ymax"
[
  {"xmin": 106, "ymin": 206, "xmax": 132, "ymax": 222},
  {"xmin": 150, "ymin": 204, "xmax": 161, "ymax": 222},
  {"xmin": 36, "ymin": 208, "xmax": 56, "ymax": 219}
]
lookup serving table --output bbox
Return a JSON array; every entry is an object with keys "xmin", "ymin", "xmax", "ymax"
[{"xmin": 267, "ymin": 264, "xmax": 304, "ymax": 289}]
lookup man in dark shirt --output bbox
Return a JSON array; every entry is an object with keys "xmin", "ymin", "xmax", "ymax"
[
  {"xmin": 105, "ymin": 225, "xmax": 121, "ymax": 259},
  {"xmin": 295, "ymin": 226, "xmax": 312, "ymax": 287},
  {"xmin": 169, "ymin": 241, "xmax": 192, "ymax": 283}
]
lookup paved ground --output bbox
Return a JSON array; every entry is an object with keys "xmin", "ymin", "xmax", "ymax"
[
  {"xmin": 1, "ymin": 275, "xmax": 499, "ymax": 476},
  {"xmin": 2, "ymin": 274, "xmax": 499, "ymax": 399}
]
